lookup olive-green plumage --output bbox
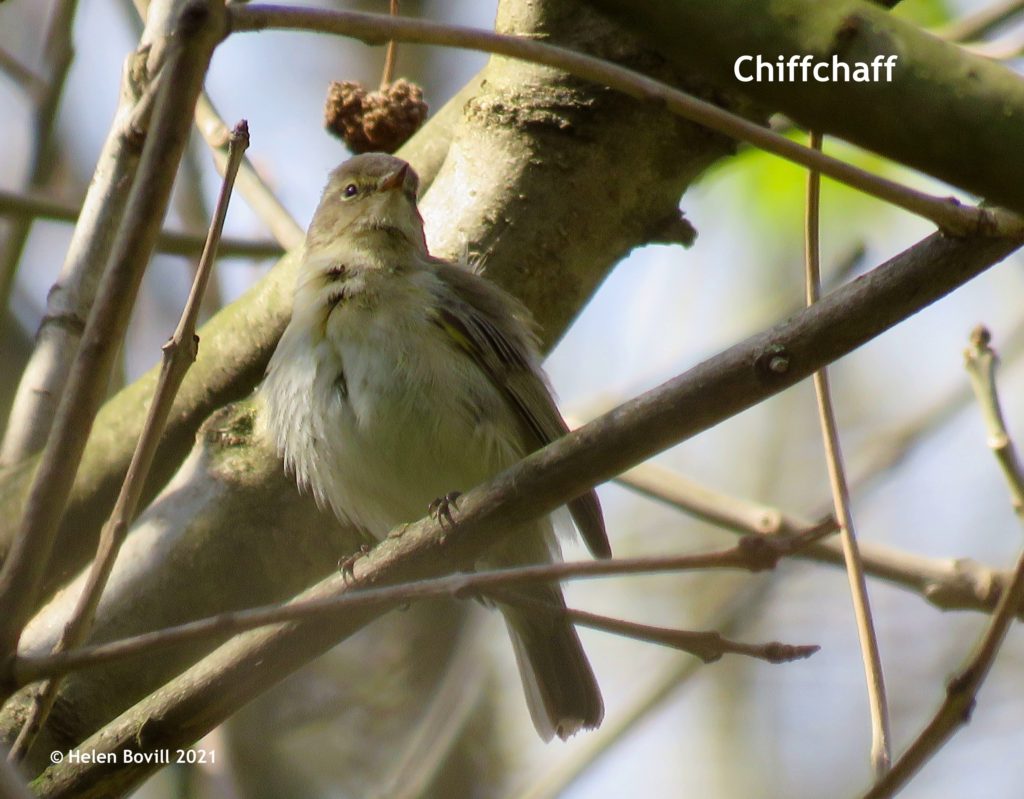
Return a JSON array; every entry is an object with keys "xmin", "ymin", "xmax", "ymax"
[{"xmin": 260, "ymin": 153, "xmax": 608, "ymax": 740}]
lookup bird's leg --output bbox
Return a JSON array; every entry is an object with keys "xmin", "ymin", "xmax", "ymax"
[
  {"xmin": 339, "ymin": 543, "xmax": 372, "ymax": 582},
  {"xmin": 428, "ymin": 491, "xmax": 463, "ymax": 529}
]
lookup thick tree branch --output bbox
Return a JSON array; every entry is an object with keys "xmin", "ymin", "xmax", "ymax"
[
  {"xmin": 6, "ymin": 122, "xmax": 250, "ymax": 764},
  {"xmin": 586, "ymin": 0, "xmax": 1024, "ymax": 214},
  {"xmin": 0, "ymin": 0, "xmax": 228, "ymax": 657},
  {"xmin": 0, "ymin": 75, "xmax": 472, "ymax": 597},
  {"xmin": 1, "ymin": 0, "xmax": 169, "ymax": 467}
]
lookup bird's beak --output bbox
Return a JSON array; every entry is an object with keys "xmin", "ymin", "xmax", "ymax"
[{"xmin": 378, "ymin": 163, "xmax": 409, "ymax": 193}]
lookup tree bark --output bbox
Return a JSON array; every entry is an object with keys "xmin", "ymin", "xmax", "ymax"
[{"xmin": 586, "ymin": 0, "xmax": 1024, "ymax": 212}]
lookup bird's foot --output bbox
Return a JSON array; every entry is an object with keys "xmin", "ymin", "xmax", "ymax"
[
  {"xmin": 339, "ymin": 543, "xmax": 372, "ymax": 582},
  {"xmin": 428, "ymin": 491, "xmax": 463, "ymax": 529}
]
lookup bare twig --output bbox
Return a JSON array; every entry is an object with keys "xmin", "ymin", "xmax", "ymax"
[
  {"xmin": 0, "ymin": 48, "xmax": 46, "ymax": 96},
  {"xmin": 193, "ymin": 93, "xmax": 304, "ymax": 250},
  {"xmin": 125, "ymin": 0, "xmax": 304, "ymax": 250},
  {"xmin": 12, "ymin": 533, "xmax": 818, "ymax": 686},
  {"xmin": 175, "ymin": 134, "xmax": 224, "ymax": 314},
  {"xmin": 489, "ymin": 589, "xmax": 819, "ymax": 664},
  {"xmin": 7, "ymin": 122, "xmax": 249, "ymax": 762},
  {"xmin": 0, "ymin": 0, "xmax": 79, "ymax": 317},
  {"xmin": 228, "ymin": 4, "xmax": 1024, "ymax": 238},
  {"xmin": 511, "ymin": 586, "xmax": 770, "ymax": 799},
  {"xmin": 964, "ymin": 327, "xmax": 1024, "ymax": 517},
  {"xmin": 805, "ymin": 131, "xmax": 891, "ymax": 776},
  {"xmin": 0, "ymin": 0, "xmax": 227, "ymax": 658},
  {"xmin": 0, "ymin": 186, "xmax": 284, "ymax": 259},
  {"xmin": 863, "ymin": 336, "xmax": 1024, "ymax": 796},
  {"xmin": 1, "ymin": 3, "xmax": 203, "ymax": 467},
  {"xmin": 934, "ymin": 0, "xmax": 1024, "ymax": 42},
  {"xmin": 380, "ymin": 0, "xmax": 399, "ymax": 88}
]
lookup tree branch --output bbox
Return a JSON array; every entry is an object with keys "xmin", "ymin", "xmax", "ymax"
[
  {"xmin": 964, "ymin": 326, "xmax": 1024, "ymax": 517},
  {"xmin": 228, "ymin": 4, "xmax": 1023, "ymax": 236},
  {"xmin": 0, "ymin": 73, "xmax": 473, "ymax": 599},
  {"xmin": 805, "ymin": 130, "xmax": 890, "ymax": 775},
  {"xmin": 585, "ymin": 0, "xmax": 1024, "ymax": 215},
  {"xmin": 0, "ymin": 187, "xmax": 284, "ymax": 259},
  {"xmin": 12, "ymin": 533, "xmax": 822, "ymax": 686},
  {"xmin": 0, "ymin": 0, "xmax": 79, "ymax": 318},
  {"xmin": 0, "ymin": 0, "xmax": 228, "ymax": 657},
  {"xmin": 7, "ymin": 121, "xmax": 250, "ymax": 764}
]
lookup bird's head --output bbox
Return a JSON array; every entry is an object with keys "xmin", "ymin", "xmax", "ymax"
[{"xmin": 306, "ymin": 153, "xmax": 427, "ymax": 254}]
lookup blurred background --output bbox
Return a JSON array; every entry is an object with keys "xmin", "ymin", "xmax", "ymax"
[{"xmin": 3, "ymin": 0, "xmax": 1024, "ymax": 796}]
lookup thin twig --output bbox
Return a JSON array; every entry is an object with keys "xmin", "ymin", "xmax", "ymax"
[
  {"xmin": 934, "ymin": 0, "xmax": 1024, "ymax": 41},
  {"xmin": 488, "ymin": 588, "xmax": 818, "ymax": 664},
  {"xmin": 11, "ymin": 531, "xmax": 827, "ymax": 686},
  {"xmin": 0, "ymin": 0, "xmax": 226, "ymax": 660},
  {"xmin": 864, "ymin": 337, "xmax": 1024, "ymax": 795},
  {"xmin": 511, "ymin": 585, "xmax": 770, "ymax": 799},
  {"xmin": 125, "ymin": 0, "xmax": 305, "ymax": 250},
  {"xmin": 7, "ymin": 122, "xmax": 249, "ymax": 762},
  {"xmin": 0, "ymin": 186, "xmax": 284, "ymax": 259},
  {"xmin": 380, "ymin": 0, "xmax": 399, "ymax": 88},
  {"xmin": 806, "ymin": 130, "xmax": 891, "ymax": 776},
  {"xmin": 228, "ymin": 4, "xmax": 1024, "ymax": 238},
  {"xmin": 176, "ymin": 133, "xmax": 224, "ymax": 314},
  {"xmin": 0, "ymin": 0, "xmax": 80, "ymax": 319},
  {"xmin": 193, "ymin": 93, "xmax": 304, "ymax": 250},
  {"xmin": 0, "ymin": 48, "xmax": 47, "ymax": 96},
  {"xmin": 964, "ymin": 327, "xmax": 1024, "ymax": 517},
  {"xmin": 601, "ymin": 451, "xmax": 1010, "ymax": 617}
]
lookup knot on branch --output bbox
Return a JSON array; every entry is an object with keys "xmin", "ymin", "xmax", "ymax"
[{"xmin": 325, "ymin": 79, "xmax": 428, "ymax": 154}]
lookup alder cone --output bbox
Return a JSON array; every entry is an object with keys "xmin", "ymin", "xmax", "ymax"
[{"xmin": 324, "ymin": 79, "xmax": 429, "ymax": 154}]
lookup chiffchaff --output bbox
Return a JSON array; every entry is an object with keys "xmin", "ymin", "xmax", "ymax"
[{"xmin": 260, "ymin": 153, "xmax": 609, "ymax": 740}]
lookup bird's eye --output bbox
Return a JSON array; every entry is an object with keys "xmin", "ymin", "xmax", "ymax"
[{"xmin": 343, "ymin": 183, "xmax": 359, "ymax": 199}]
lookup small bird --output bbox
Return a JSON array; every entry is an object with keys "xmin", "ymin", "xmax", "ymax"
[{"xmin": 259, "ymin": 153, "xmax": 609, "ymax": 740}]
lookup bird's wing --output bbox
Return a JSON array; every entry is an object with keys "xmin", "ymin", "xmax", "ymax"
[{"xmin": 430, "ymin": 260, "xmax": 610, "ymax": 559}]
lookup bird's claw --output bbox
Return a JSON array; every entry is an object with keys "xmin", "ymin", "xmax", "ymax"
[
  {"xmin": 339, "ymin": 543, "xmax": 372, "ymax": 582},
  {"xmin": 428, "ymin": 491, "xmax": 462, "ymax": 529}
]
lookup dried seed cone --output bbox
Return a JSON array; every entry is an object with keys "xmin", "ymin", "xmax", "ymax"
[{"xmin": 324, "ymin": 79, "xmax": 428, "ymax": 154}]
